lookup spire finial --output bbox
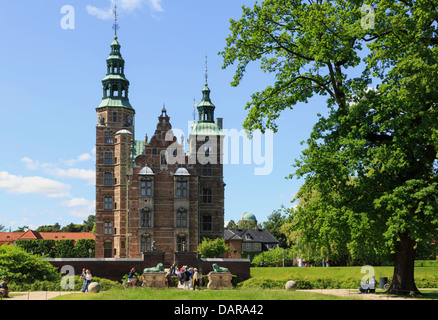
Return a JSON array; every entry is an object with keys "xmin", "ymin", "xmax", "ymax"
[
  {"xmin": 193, "ymin": 98, "xmax": 197, "ymax": 121},
  {"xmin": 204, "ymin": 54, "xmax": 208, "ymax": 85},
  {"xmin": 112, "ymin": 3, "xmax": 119, "ymax": 38}
]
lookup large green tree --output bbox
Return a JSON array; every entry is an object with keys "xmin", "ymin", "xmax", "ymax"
[{"xmin": 220, "ymin": 0, "xmax": 438, "ymax": 295}]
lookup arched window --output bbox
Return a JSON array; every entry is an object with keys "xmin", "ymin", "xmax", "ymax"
[
  {"xmin": 104, "ymin": 195, "xmax": 113, "ymax": 210},
  {"xmin": 176, "ymin": 209, "xmax": 188, "ymax": 228}
]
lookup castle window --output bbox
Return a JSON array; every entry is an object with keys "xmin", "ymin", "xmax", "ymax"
[
  {"xmin": 104, "ymin": 151, "xmax": 113, "ymax": 164},
  {"xmin": 201, "ymin": 215, "xmax": 212, "ymax": 231},
  {"xmin": 104, "ymin": 195, "xmax": 113, "ymax": 210},
  {"xmin": 104, "ymin": 172, "xmax": 113, "ymax": 185},
  {"xmin": 176, "ymin": 235, "xmax": 187, "ymax": 252},
  {"xmin": 176, "ymin": 209, "xmax": 188, "ymax": 228},
  {"xmin": 104, "ymin": 242, "xmax": 113, "ymax": 258},
  {"xmin": 104, "ymin": 222, "xmax": 113, "ymax": 235},
  {"xmin": 140, "ymin": 179, "xmax": 152, "ymax": 197},
  {"xmin": 140, "ymin": 210, "xmax": 152, "ymax": 228},
  {"xmin": 140, "ymin": 236, "xmax": 151, "ymax": 252},
  {"xmin": 112, "ymin": 111, "xmax": 118, "ymax": 122},
  {"xmin": 104, "ymin": 131, "xmax": 113, "ymax": 144},
  {"xmin": 202, "ymin": 187, "xmax": 212, "ymax": 204},
  {"xmin": 176, "ymin": 180, "xmax": 188, "ymax": 197},
  {"xmin": 202, "ymin": 163, "xmax": 212, "ymax": 176}
]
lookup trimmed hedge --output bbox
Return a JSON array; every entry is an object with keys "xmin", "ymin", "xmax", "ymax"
[
  {"xmin": 9, "ymin": 275, "xmax": 119, "ymax": 292},
  {"xmin": 14, "ymin": 239, "xmax": 95, "ymax": 258},
  {"xmin": 238, "ymin": 275, "xmax": 438, "ymax": 290}
]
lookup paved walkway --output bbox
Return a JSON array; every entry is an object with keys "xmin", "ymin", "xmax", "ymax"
[
  {"xmin": 2, "ymin": 291, "xmax": 81, "ymax": 300},
  {"xmin": 298, "ymin": 289, "xmax": 419, "ymax": 300}
]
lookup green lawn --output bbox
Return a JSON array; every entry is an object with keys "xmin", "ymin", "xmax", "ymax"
[
  {"xmin": 249, "ymin": 266, "xmax": 438, "ymax": 287},
  {"xmin": 53, "ymin": 287, "xmax": 359, "ymax": 300},
  {"xmin": 52, "ymin": 266, "xmax": 438, "ymax": 300}
]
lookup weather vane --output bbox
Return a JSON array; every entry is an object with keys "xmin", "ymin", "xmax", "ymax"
[{"xmin": 112, "ymin": 4, "xmax": 119, "ymax": 37}]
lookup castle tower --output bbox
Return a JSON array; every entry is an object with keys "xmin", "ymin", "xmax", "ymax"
[
  {"xmin": 95, "ymin": 28, "xmax": 135, "ymax": 257},
  {"xmin": 189, "ymin": 61, "xmax": 225, "ymax": 243}
]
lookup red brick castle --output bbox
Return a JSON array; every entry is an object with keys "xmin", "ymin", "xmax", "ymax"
[{"xmin": 94, "ymin": 34, "xmax": 225, "ymax": 264}]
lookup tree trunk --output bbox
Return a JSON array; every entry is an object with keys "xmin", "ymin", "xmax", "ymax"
[{"xmin": 388, "ymin": 231, "xmax": 420, "ymax": 296}]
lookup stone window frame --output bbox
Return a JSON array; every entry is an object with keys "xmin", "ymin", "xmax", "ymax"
[
  {"xmin": 176, "ymin": 233, "xmax": 188, "ymax": 252},
  {"xmin": 140, "ymin": 209, "xmax": 153, "ymax": 228},
  {"xmin": 104, "ymin": 171, "xmax": 113, "ymax": 185},
  {"xmin": 176, "ymin": 208, "xmax": 188, "ymax": 228},
  {"xmin": 139, "ymin": 178, "xmax": 153, "ymax": 197},
  {"xmin": 104, "ymin": 130, "xmax": 113, "ymax": 144},
  {"xmin": 104, "ymin": 150, "xmax": 113, "ymax": 165},
  {"xmin": 104, "ymin": 221, "xmax": 113, "ymax": 235},
  {"xmin": 104, "ymin": 195, "xmax": 113, "ymax": 210},
  {"xmin": 201, "ymin": 186, "xmax": 212, "ymax": 204},
  {"xmin": 202, "ymin": 163, "xmax": 212, "ymax": 176},
  {"xmin": 140, "ymin": 234, "xmax": 152, "ymax": 252},
  {"xmin": 175, "ymin": 178, "xmax": 189, "ymax": 198},
  {"xmin": 201, "ymin": 214, "xmax": 212, "ymax": 231}
]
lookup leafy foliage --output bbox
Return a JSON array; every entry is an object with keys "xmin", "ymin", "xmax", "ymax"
[
  {"xmin": 197, "ymin": 237, "xmax": 230, "ymax": 258},
  {"xmin": 221, "ymin": 0, "xmax": 438, "ymax": 294},
  {"xmin": 0, "ymin": 244, "xmax": 60, "ymax": 286}
]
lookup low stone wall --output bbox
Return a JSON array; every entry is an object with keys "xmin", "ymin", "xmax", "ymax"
[{"xmin": 47, "ymin": 252, "xmax": 250, "ymax": 283}]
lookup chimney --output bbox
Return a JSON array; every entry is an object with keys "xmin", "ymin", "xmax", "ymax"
[{"xmin": 216, "ymin": 118, "xmax": 223, "ymax": 129}]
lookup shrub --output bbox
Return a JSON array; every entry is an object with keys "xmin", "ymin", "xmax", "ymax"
[{"xmin": 0, "ymin": 244, "xmax": 60, "ymax": 287}]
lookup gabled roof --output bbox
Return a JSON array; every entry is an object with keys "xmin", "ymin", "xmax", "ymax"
[
  {"xmin": 224, "ymin": 229, "xmax": 242, "ymax": 240},
  {"xmin": 224, "ymin": 229, "xmax": 279, "ymax": 244}
]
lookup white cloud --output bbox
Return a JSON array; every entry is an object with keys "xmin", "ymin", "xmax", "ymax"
[
  {"xmin": 62, "ymin": 153, "xmax": 93, "ymax": 166},
  {"xmin": 86, "ymin": 5, "xmax": 113, "ymax": 20},
  {"xmin": 61, "ymin": 198, "xmax": 96, "ymax": 218},
  {"xmin": 86, "ymin": 0, "xmax": 163, "ymax": 20},
  {"xmin": 47, "ymin": 168, "xmax": 95, "ymax": 185},
  {"xmin": 0, "ymin": 171, "xmax": 71, "ymax": 198},
  {"xmin": 146, "ymin": 0, "xmax": 164, "ymax": 12},
  {"xmin": 21, "ymin": 155, "xmax": 96, "ymax": 185}
]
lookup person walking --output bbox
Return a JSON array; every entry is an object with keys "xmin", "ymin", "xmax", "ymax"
[
  {"xmin": 80, "ymin": 268, "xmax": 87, "ymax": 292},
  {"xmin": 182, "ymin": 267, "xmax": 191, "ymax": 290},
  {"xmin": 84, "ymin": 269, "xmax": 92, "ymax": 292},
  {"xmin": 192, "ymin": 268, "xmax": 200, "ymax": 290}
]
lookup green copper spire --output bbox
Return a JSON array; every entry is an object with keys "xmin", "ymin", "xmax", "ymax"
[
  {"xmin": 96, "ymin": 7, "xmax": 133, "ymax": 110},
  {"xmin": 197, "ymin": 55, "xmax": 215, "ymax": 123}
]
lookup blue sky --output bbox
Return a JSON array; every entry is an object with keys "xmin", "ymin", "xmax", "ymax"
[{"xmin": 0, "ymin": 0, "xmax": 328, "ymax": 230}]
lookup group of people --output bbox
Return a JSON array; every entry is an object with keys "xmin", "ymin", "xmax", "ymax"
[
  {"xmin": 79, "ymin": 268, "xmax": 93, "ymax": 292},
  {"xmin": 169, "ymin": 264, "xmax": 201, "ymax": 290}
]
